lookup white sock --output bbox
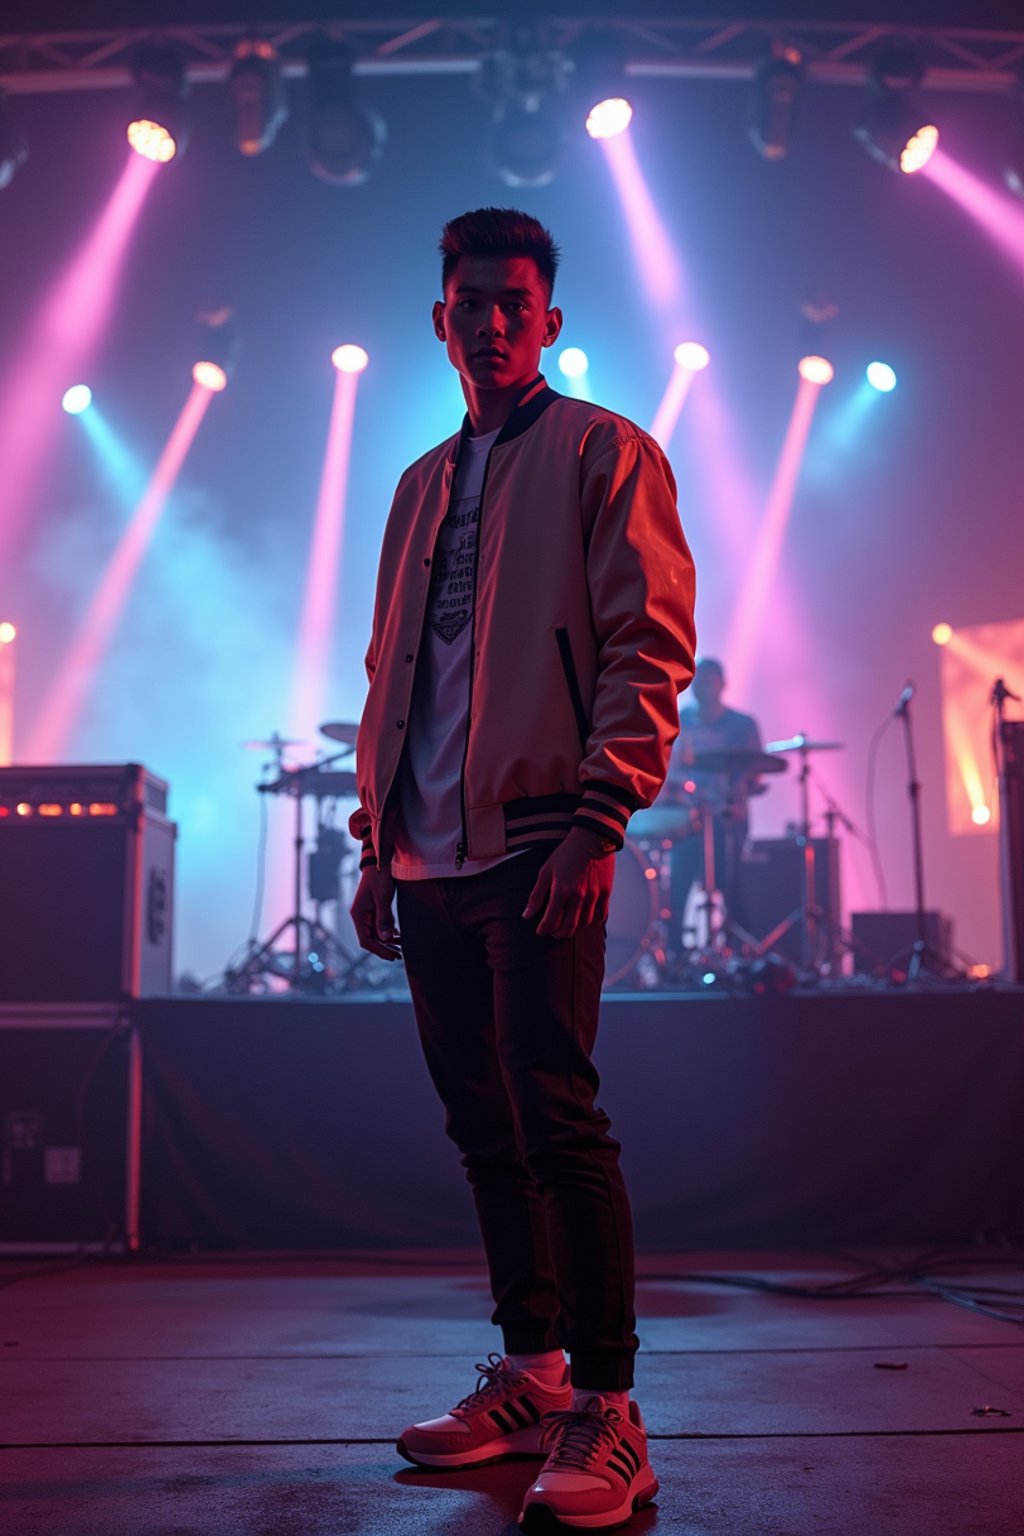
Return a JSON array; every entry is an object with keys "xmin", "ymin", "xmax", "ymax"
[
  {"xmin": 507, "ymin": 1349, "xmax": 568, "ymax": 1387},
  {"xmin": 572, "ymin": 1387, "xmax": 630, "ymax": 1414}
]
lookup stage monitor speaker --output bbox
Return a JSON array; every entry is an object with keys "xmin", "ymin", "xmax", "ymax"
[
  {"xmin": 850, "ymin": 911, "xmax": 953, "ymax": 974},
  {"xmin": 0, "ymin": 1006, "xmax": 133, "ymax": 1252},
  {"xmin": 0, "ymin": 764, "xmax": 176, "ymax": 1002},
  {"xmin": 741, "ymin": 836, "xmax": 842, "ymax": 966}
]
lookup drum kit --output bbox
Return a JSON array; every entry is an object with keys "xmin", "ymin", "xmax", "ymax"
[
  {"xmin": 223, "ymin": 721, "xmax": 370, "ymax": 995},
  {"xmin": 607, "ymin": 735, "xmax": 848, "ymax": 988},
  {"xmin": 222, "ymin": 719, "xmax": 852, "ymax": 994}
]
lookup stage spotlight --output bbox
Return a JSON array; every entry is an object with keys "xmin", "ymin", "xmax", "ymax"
[
  {"xmin": 576, "ymin": 35, "xmax": 633, "ymax": 141},
  {"xmin": 932, "ymin": 622, "xmax": 953, "ymax": 646},
  {"xmin": 230, "ymin": 39, "xmax": 288, "ymax": 156},
  {"xmin": 306, "ymin": 42, "xmax": 385, "ymax": 187},
  {"xmin": 972, "ymin": 804, "xmax": 992, "ymax": 826},
  {"xmin": 127, "ymin": 43, "xmax": 189, "ymax": 163},
  {"xmin": 675, "ymin": 342, "xmax": 710, "ymax": 371},
  {"xmin": 586, "ymin": 99, "xmax": 632, "ymax": 141},
  {"xmin": 749, "ymin": 42, "xmax": 803, "ymax": 161},
  {"xmin": 866, "ymin": 361, "xmax": 897, "ymax": 392},
  {"xmin": 0, "ymin": 90, "xmax": 28, "ymax": 190},
  {"xmin": 193, "ymin": 362, "xmax": 228, "ymax": 392},
  {"xmin": 854, "ymin": 49, "xmax": 937, "ymax": 174},
  {"xmin": 0, "ymin": 622, "xmax": 15, "ymax": 644},
  {"xmin": 62, "ymin": 384, "xmax": 92, "ymax": 415},
  {"xmin": 558, "ymin": 347, "xmax": 589, "ymax": 378},
  {"xmin": 193, "ymin": 306, "xmax": 240, "ymax": 391},
  {"xmin": 798, "ymin": 354, "xmax": 834, "ymax": 386},
  {"xmin": 331, "ymin": 344, "xmax": 369, "ymax": 374}
]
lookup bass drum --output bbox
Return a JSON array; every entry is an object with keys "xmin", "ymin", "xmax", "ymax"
[{"xmin": 604, "ymin": 838, "xmax": 660, "ymax": 988}]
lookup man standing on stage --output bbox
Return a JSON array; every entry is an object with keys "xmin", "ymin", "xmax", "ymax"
[{"xmin": 350, "ymin": 207, "xmax": 695, "ymax": 1532}]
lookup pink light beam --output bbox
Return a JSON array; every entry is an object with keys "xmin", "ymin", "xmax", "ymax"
[
  {"xmin": 923, "ymin": 147, "xmax": 1024, "ymax": 279},
  {"xmin": 726, "ymin": 374, "xmax": 826, "ymax": 702},
  {"xmin": 599, "ymin": 129, "xmax": 686, "ymax": 317},
  {"xmin": 26, "ymin": 381, "xmax": 215, "ymax": 762},
  {"xmin": 289, "ymin": 366, "xmax": 363, "ymax": 739},
  {"xmin": 0, "ymin": 153, "xmax": 159, "ymax": 567},
  {"xmin": 649, "ymin": 362, "xmax": 696, "ymax": 450}
]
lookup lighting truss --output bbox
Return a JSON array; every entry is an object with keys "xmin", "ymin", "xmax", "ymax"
[{"xmin": 2, "ymin": 16, "xmax": 1024, "ymax": 97}]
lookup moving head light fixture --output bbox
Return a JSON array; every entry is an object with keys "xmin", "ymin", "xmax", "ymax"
[
  {"xmin": 854, "ymin": 46, "xmax": 938, "ymax": 174},
  {"xmin": 481, "ymin": 45, "xmax": 569, "ymax": 188},
  {"xmin": 193, "ymin": 305, "xmax": 241, "ymax": 392},
  {"xmin": 230, "ymin": 39, "xmax": 288, "ymax": 157},
  {"xmin": 127, "ymin": 42, "xmax": 190, "ymax": 163},
  {"xmin": 1005, "ymin": 69, "xmax": 1024, "ymax": 199},
  {"xmin": 0, "ymin": 89, "xmax": 28, "ymax": 190},
  {"xmin": 574, "ymin": 33, "xmax": 633, "ymax": 141},
  {"xmin": 305, "ymin": 40, "xmax": 385, "ymax": 186},
  {"xmin": 749, "ymin": 41, "xmax": 804, "ymax": 161}
]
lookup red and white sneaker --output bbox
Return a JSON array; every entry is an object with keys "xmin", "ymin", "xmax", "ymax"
[
  {"xmin": 518, "ymin": 1395, "xmax": 659, "ymax": 1531},
  {"xmin": 397, "ymin": 1353, "xmax": 571, "ymax": 1470}
]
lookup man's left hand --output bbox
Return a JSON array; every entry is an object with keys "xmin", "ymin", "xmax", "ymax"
[{"xmin": 522, "ymin": 827, "xmax": 616, "ymax": 939}]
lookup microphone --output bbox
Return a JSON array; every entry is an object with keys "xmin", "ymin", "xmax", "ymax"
[{"xmin": 893, "ymin": 682, "xmax": 915, "ymax": 718}]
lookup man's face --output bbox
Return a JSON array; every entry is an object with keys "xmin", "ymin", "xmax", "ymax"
[{"xmin": 432, "ymin": 255, "xmax": 562, "ymax": 393}]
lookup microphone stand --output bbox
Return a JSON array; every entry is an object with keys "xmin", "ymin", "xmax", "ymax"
[{"xmin": 896, "ymin": 690, "xmax": 961, "ymax": 982}]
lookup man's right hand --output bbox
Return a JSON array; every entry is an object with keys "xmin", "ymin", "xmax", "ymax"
[{"xmin": 350, "ymin": 867, "xmax": 402, "ymax": 961}]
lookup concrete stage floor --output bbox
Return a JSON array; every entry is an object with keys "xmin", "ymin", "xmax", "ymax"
[{"xmin": 2, "ymin": 1249, "xmax": 1022, "ymax": 1535}]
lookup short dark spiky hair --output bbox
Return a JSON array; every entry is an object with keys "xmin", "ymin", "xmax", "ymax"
[{"xmin": 439, "ymin": 207, "xmax": 561, "ymax": 297}]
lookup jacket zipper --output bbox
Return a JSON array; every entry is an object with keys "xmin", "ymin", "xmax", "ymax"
[
  {"xmin": 554, "ymin": 626, "xmax": 590, "ymax": 753},
  {"xmin": 455, "ymin": 445, "xmax": 495, "ymax": 869}
]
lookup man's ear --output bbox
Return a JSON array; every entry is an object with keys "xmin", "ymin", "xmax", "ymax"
[
  {"xmin": 432, "ymin": 299, "xmax": 446, "ymax": 341},
  {"xmin": 542, "ymin": 306, "xmax": 563, "ymax": 348}
]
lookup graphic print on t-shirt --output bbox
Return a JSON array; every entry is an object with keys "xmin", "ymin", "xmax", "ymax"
[{"xmin": 427, "ymin": 493, "xmax": 479, "ymax": 644}]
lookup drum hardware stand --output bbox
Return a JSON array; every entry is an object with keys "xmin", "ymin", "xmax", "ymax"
[
  {"xmin": 753, "ymin": 737, "xmax": 847, "ymax": 977},
  {"xmin": 224, "ymin": 750, "xmax": 371, "ymax": 995},
  {"xmin": 895, "ymin": 687, "xmax": 964, "ymax": 983},
  {"xmin": 676, "ymin": 798, "xmax": 761, "ymax": 981}
]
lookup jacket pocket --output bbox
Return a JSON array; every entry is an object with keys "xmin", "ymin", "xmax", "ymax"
[{"xmin": 555, "ymin": 627, "xmax": 590, "ymax": 753}]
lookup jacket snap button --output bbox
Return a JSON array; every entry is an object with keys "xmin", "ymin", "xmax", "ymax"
[
  {"xmin": 396, "ymin": 719, "xmax": 405, "ymax": 728},
  {"xmin": 405, "ymin": 653, "xmax": 413, "ymax": 663},
  {"xmin": 423, "ymin": 556, "xmax": 431, "ymax": 566}
]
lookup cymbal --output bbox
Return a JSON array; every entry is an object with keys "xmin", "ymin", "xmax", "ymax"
[
  {"xmin": 765, "ymin": 734, "xmax": 845, "ymax": 754},
  {"xmin": 692, "ymin": 748, "xmax": 788, "ymax": 775},
  {"xmin": 241, "ymin": 735, "xmax": 307, "ymax": 751},
  {"xmin": 320, "ymin": 721, "xmax": 359, "ymax": 746}
]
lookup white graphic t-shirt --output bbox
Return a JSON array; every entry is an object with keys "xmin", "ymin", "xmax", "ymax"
[{"xmin": 392, "ymin": 427, "xmax": 517, "ymax": 880}]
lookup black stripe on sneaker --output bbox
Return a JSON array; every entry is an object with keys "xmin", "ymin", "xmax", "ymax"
[
  {"xmin": 518, "ymin": 1396, "xmax": 541, "ymax": 1423},
  {"xmin": 607, "ymin": 1453, "xmax": 633, "ymax": 1483},
  {"xmin": 489, "ymin": 1408, "xmax": 516, "ymax": 1434},
  {"xmin": 619, "ymin": 1439, "xmax": 642, "ymax": 1473},
  {"xmin": 503, "ymin": 1402, "xmax": 531, "ymax": 1430}
]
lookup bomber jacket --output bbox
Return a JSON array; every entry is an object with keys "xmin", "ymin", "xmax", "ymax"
[{"xmin": 349, "ymin": 375, "xmax": 697, "ymax": 871}]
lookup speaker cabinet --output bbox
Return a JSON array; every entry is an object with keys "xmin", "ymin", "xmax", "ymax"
[
  {"xmin": 0, "ymin": 764, "xmax": 175, "ymax": 1002},
  {"xmin": 0, "ymin": 1006, "xmax": 133, "ymax": 1251},
  {"xmin": 851, "ymin": 911, "xmax": 954, "ymax": 974}
]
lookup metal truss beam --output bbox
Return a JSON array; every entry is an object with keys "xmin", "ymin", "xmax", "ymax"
[{"xmin": 1, "ymin": 16, "xmax": 1023, "ymax": 97}]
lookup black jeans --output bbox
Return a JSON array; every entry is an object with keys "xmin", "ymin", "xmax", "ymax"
[{"xmin": 396, "ymin": 847, "xmax": 638, "ymax": 1391}]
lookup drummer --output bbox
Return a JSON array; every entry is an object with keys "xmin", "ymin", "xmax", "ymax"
[{"xmin": 662, "ymin": 657, "xmax": 763, "ymax": 946}]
